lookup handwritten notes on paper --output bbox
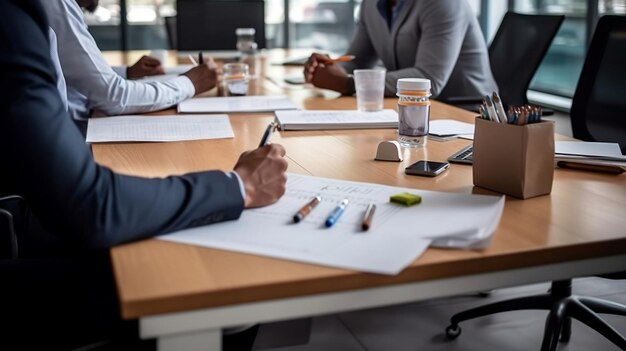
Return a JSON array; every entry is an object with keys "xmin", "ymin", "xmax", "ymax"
[
  {"xmin": 86, "ymin": 114, "xmax": 234, "ymax": 143},
  {"xmin": 159, "ymin": 174, "xmax": 504, "ymax": 275}
]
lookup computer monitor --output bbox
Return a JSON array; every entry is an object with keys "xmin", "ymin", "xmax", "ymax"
[
  {"xmin": 571, "ymin": 15, "xmax": 626, "ymax": 153},
  {"xmin": 176, "ymin": 0, "xmax": 266, "ymax": 51}
]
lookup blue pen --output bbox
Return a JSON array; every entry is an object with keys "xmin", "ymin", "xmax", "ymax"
[{"xmin": 325, "ymin": 199, "xmax": 349, "ymax": 228}]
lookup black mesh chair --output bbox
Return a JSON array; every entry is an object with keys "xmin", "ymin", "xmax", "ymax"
[
  {"xmin": 570, "ymin": 15, "xmax": 626, "ymax": 154},
  {"xmin": 447, "ymin": 12, "xmax": 564, "ymax": 111},
  {"xmin": 444, "ymin": 16, "xmax": 626, "ymax": 351},
  {"xmin": 164, "ymin": 16, "xmax": 177, "ymax": 50}
]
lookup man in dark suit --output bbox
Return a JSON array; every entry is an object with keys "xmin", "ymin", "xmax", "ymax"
[{"xmin": 0, "ymin": 0, "xmax": 287, "ymax": 348}]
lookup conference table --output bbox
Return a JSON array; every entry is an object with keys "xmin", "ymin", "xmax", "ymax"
[{"xmin": 95, "ymin": 50, "xmax": 626, "ymax": 350}]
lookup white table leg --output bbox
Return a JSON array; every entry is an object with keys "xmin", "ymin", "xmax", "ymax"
[{"xmin": 157, "ymin": 328, "xmax": 221, "ymax": 351}]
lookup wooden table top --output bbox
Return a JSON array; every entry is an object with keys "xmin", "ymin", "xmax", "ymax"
[{"xmin": 95, "ymin": 50, "xmax": 626, "ymax": 319}]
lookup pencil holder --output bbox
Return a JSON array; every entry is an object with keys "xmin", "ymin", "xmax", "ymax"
[{"xmin": 473, "ymin": 117, "xmax": 555, "ymax": 199}]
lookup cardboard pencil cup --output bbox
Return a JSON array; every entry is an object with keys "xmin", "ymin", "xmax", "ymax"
[{"xmin": 472, "ymin": 118, "xmax": 555, "ymax": 199}]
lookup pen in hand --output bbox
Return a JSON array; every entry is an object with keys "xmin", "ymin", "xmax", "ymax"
[
  {"xmin": 325, "ymin": 199, "xmax": 349, "ymax": 228},
  {"xmin": 321, "ymin": 55, "xmax": 355, "ymax": 65},
  {"xmin": 198, "ymin": 51, "xmax": 204, "ymax": 65},
  {"xmin": 259, "ymin": 121, "xmax": 277, "ymax": 147},
  {"xmin": 293, "ymin": 196, "xmax": 322, "ymax": 223},
  {"xmin": 361, "ymin": 203, "xmax": 376, "ymax": 231}
]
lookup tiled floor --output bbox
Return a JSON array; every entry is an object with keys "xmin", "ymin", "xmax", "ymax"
[{"xmin": 254, "ymin": 277, "xmax": 626, "ymax": 351}]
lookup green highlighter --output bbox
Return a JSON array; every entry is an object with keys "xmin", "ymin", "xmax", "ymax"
[{"xmin": 389, "ymin": 192, "xmax": 422, "ymax": 206}]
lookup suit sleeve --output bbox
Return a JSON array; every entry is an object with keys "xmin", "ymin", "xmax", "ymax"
[
  {"xmin": 340, "ymin": 1, "xmax": 379, "ymax": 74},
  {"xmin": 0, "ymin": 0, "xmax": 244, "ymax": 250},
  {"xmin": 384, "ymin": 0, "xmax": 470, "ymax": 97}
]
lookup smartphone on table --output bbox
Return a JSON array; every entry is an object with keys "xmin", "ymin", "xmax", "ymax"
[{"xmin": 405, "ymin": 160, "xmax": 449, "ymax": 177}]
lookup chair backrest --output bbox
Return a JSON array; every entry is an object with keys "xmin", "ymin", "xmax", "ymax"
[
  {"xmin": 164, "ymin": 16, "xmax": 177, "ymax": 50},
  {"xmin": 176, "ymin": 0, "xmax": 266, "ymax": 51},
  {"xmin": 489, "ymin": 12, "xmax": 564, "ymax": 107},
  {"xmin": 570, "ymin": 15, "xmax": 626, "ymax": 153}
]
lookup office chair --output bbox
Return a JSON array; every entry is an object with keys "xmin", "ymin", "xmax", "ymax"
[
  {"xmin": 447, "ymin": 12, "xmax": 564, "ymax": 111},
  {"xmin": 444, "ymin": 16, "xmax": 626, "ymax": 351},
  {"xmin": 176, "ymin": 0, "xmax": 266, "ymax": 51},
  {"xmin": 0, "ymin": 195, "xmax": 28, "ymax": 259},
  {"xmin": 570, "ymin": 15, "xmax": 626, "ymax": 154},
  {"xmin": 164, "ymin": 16, "xmax": 177, "ymax": 50}
]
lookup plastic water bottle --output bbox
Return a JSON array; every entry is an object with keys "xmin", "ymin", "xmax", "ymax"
[
  {"xmin": 397, "ymin": 78, "xmax": 431, "ymax": 148},
  {"xmin": 236, "ymin": 28, "xmax": 259, "ymax": 78}
]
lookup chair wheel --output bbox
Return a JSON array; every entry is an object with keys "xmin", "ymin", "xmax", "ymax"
[{"xmin": 446, "ymin": 325, "xmax": 461, "ymax": 339}]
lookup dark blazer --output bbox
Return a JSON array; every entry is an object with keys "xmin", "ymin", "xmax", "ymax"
[
  {"xmin": 0, "ymin": 1, "xmax": 246, "ymax": 348},
  {"xmin": 0, "ymin": 0, "xmax": 244, "ymax": 252}
]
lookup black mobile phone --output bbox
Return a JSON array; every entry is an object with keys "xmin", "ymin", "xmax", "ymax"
[{"xmin": 405, "ymin": 160, "xmax": 449, "ymax": 177}]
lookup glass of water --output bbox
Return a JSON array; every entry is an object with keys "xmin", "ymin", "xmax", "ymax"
[
  {"xmin": 354, "ymin": 69, "xmax": 386, "ymax": 112},
  {"xmin": 223, "ymin": 63, "xmax": 249, "ymax": 96}
]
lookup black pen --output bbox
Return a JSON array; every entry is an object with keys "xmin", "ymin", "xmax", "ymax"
[
  {"xmin": 259, "ymin": 122, "xmax": 276, "ymax": 147},
  {"xmin": 198, "ymin": 51, "xmax": 204, "ymax": 65}
]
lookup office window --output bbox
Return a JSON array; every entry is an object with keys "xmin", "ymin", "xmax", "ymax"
[
  {"xmin": 84, "ymin": 0, "xmax": 122, "ymax": 50},
  {"xmin": 287, "ymin": 0, "xmax": 361, "ymax": 53},
  {"xmin": 126, "ymin": 0, "xmax": 174, "ymax": 49}
]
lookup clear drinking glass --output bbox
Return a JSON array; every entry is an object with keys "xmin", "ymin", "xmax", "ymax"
[
  {"xmin": 223, "ymin": 63, "xmax": 250, "ymax": 96},
  {"xmin": 354, "ymin": 69, "xmax": 386, "ymax": 112}
]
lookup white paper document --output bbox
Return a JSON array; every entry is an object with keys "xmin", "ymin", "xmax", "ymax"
[
  {"xmin": 429, "ymin": 119, "xmax": 475, "ymax": 137},
  {"xmin": 86, "ymin": 114, "xmax": 234, "ymax": 143},
  {"xmin": 555, "ymin": 141, "xmax": 623, "ymax": 158},
  {"xmin": 178, "ymin": 96, "xmax": 299, "ymax": 113},
  {"xmin": 159, "ymin": 174, "xmax": 505, "ymax": 275},
  {"xmin": 275, "ymin": 109, "xmax": 398, "ymax": 130}
]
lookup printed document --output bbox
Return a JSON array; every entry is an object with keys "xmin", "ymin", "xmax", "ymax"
[
  {"xmin": 275, "ymin": 109, "xmax": 398, "ymax": 130},
  {"xmin": 159, "ymin": 174, "xmax": 505, "ymax": 275},
  {"xmin": 178, "ymin": 95, "xmax": 298, "ymax": 113},
  {"xmin": 86, "ymin": 114, "xmax": 233, "ymax": 142},
  {"xmin": 429, "ymin": 120, "xmax": 475, "ymax": 137}
]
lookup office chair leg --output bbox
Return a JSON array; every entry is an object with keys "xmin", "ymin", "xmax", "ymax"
[
  {"xmin": 559, "ymin": 316, "xmax": 572, "ymax": 342},
  {"xmin": 540, "ymin": 300, "xmax": 568, "ymax": 351},
  {"xmin": 569, "ymin": 298, "xmax": 626, "ymax": 350},
  {"xmin": 579, "ymin": 296, "xmax": 626, "ymax": 316},
  {"xmin": 445, "ymin": 295, "xmax": 552, "ymax": 339}
]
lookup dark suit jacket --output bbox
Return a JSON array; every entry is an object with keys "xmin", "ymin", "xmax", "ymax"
[{"xmin": 0, "ymin": 0, "xmax": 244, "ymax": 252}]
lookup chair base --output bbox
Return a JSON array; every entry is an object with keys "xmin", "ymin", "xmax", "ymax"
[{"xmin": 445, "ymin": 280, "xmax": 626, "ymax": 351}]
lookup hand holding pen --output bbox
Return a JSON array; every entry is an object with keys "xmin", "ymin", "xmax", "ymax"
[{"xmin": 259, "ymin": 121, "xmax": 278, "ymax": 147}]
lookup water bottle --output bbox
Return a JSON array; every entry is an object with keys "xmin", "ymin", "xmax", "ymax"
[
  {"xmin": 236, "ymin": 28, "xmax": 259, "ymax": 78},
  {"xmin": 397, "ymin": 78, "xmax": 431, "ymax": 148}
]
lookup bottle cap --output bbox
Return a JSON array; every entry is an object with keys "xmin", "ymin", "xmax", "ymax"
[
  {"xmin": 397, "ymin": 78, "xmax": 431, "ymax": 91},
  {"xmin": 236, "ymin": 28, "xmax": 256, "ymax": 36}
]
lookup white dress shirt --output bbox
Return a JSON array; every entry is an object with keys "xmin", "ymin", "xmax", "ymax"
[
  {"xmin": 41, "ymin": 0, "xmax": 196, "ymax": 118},
  {"xmin": 49, "ymin": 27, "xmax": 68, "ymax": 111}
]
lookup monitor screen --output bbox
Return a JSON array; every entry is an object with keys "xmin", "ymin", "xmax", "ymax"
[{"xmin": 176, "ymin": 0, "xmax": 266, "ymax": 51}]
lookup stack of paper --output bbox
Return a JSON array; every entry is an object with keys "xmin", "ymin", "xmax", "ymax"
[
  {"xmin": 428, "ymin": 120, "xmax": 475, "ymax": 141},
  {"xmin": 275, "ymin": 109, "xmax": 398, "ymax": 130},
  {"xmin": 178, "ymin": 95, "xmax": 298, "ymax": 113},
  {"xmin": 555, "ymin": 141, "xmax": 626, "ymax": 167},
  {"xmin": 86, "ymin": 114, "xmax": 234, "ymax": 143},
  {"xmin": 159, "ymin": 174, "xmax": 505, "ymax": 275}
]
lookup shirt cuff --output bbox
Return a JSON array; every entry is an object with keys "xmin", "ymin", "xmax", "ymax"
[
  {"xmin": 226, "ymin": 171, "xmax": 246, "ymax": 203},
  {"xmin": 111, "ymin": 65, "xmax": 128, "ymax": 78},
  {"xmin": 174, "ymin": 75, "xmax": 197, "ymax": 99}
]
